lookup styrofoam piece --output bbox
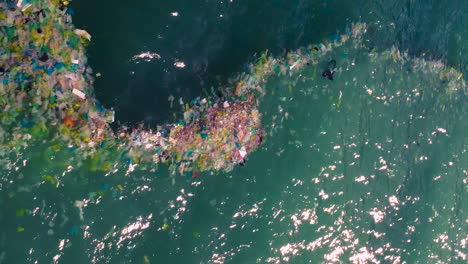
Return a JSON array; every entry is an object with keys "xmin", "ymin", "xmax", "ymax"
[{"xmin": 72, "ymin": 88, "xmax": 86, "ymax": 99}]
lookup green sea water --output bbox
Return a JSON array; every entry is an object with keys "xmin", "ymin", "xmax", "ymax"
[{"xmin": 1, "ymin": 0, "xmax": 467, "ymax": 263}]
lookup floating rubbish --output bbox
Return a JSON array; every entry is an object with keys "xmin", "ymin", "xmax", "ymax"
[
  {"xmin": 0, "ymin": 0, "xmax": 263, "ymax": 175},
  {"xmin": 0, "ymin": 1, "xmax": 465, "ymax": 180},
  {"xmin": 322, "ymin": 59, "xmax": 337, "ymax": 80},
  {"xmin": 174, "ymin": 62, "xmax": 186, "ymax": 68},
  {"xmin": 43, "ymin": 176, "xmax": 56, "ymax": 185},
  {"xmin": 73, "ymin": 29, "xmax": 92, "ymax": 41},
  {"xmin": 72, "ymin": 88, "xmax": 86, "ymax": 99},
  {"xmin": 239, "ymin": 147, "xmax": 247, "ymax": 158},
  {"xmin": 74, "ymin": 201, "xmax": 84, "ymax": 221}
]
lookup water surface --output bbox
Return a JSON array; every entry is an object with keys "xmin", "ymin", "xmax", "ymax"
[{"xmin": 0, "ymin": 0, "xmax": 467, "ymax": 263}]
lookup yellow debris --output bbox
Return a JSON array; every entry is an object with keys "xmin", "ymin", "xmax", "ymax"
[
  {"xmin": 43, "ymin": 175, "xmax": 56, "ymax": 185},
  {"xmin": 101, "ymin": 161, "xmax": 112, "ymax": 171}
]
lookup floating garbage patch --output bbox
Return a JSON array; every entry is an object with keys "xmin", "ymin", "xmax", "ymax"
[
  {"xmin": 0, "ymin": 0, "xmax": 466, "ymax": 178},
  {"xmin": 0, "ymin": 0, "xmax": 265, "ymax": 176},
  {"xmin": 1, "ymin": 1, "xmax": 467, "ymax": 263}
]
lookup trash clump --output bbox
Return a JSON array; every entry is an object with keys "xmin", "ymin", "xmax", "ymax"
[
  {"xmin": 0, "ymin": 0, "xmax": 266, "ymax": 175},
  {"xmin": 1, "ymin": 1, "xmax": 464, "ymax": 176}
]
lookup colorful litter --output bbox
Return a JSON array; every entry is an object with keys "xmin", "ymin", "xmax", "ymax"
[
  {"xmin": 0, "ymin": 0, "xmax": 465, "ymax": 177},
  {"xmin": 0, "ymin": 0, "xmax": 265, "ymax": 175}
]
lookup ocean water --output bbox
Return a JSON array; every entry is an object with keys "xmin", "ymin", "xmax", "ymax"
[{"xmin": 1, "ymin": 0, "xmax": 467, "ymax": 264}]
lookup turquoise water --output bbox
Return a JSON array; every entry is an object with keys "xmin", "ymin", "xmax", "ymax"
[{"xmin": 1, "ymin": 0, "xmax": 467, "ymax": 263}]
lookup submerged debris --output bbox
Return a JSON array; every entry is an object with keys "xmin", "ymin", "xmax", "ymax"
[{"xmin": 322, "ymin": 59, "xmax": 337, "ymax": 80}]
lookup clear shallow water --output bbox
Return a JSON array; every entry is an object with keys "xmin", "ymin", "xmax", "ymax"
[{"xmin": 1, "ymin": 0, "xmax": 467, "ymax": 263}]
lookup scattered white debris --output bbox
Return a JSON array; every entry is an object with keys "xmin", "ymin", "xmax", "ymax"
[
  {"xmin": 21, "ymin": 3, "xmax": 32, "ymax": 12},
  {"xmin": 132, "ymin": 52, "xmax": 161, "ymax": 62},
  {"xmin": 355, "ymin": 175, "xmax": 366, "ymax": 182},
  {"xmin": 74, "ymin": 29, "xmax": 92, "ymax": 41},
  {"xmin": 239, "ymin": 147, "xmax": 247, "ymax": 158},
  {"xmin": 289, "ymin": 60, "xmax": 299, "ymax": 70},
  {"xmin": 369, "ymin": 209, "xmax": 385, "ymax": 223},
  {"xmin": 318, "ymin": 189, "xmax": 329, "ymax": 199},
  {"xmin": 72, "ymin": 88, "xmax": 86, "ymax": 99},
  {"xmin": 174, "ymin": 62, "xmax": 186, "ymax": 68},
  {"xmin": 389, "ymin": 195, "xmax": 399, "ymax": 207},
  {"xmin": 74, "ymin": 200, "xmax": 85, "ymax": 221}
]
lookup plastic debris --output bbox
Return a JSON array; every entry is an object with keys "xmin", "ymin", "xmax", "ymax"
[
  {"xmin": 322, "ymin": 59, "xmax": 337, "ymax": 80},
  {"xmin": 0, "ymin": 0, "xmax": 264, "ymax": 176},
  {"xmin": 0, "ymin": 1, "xmax": 465, "ymax": 180},
  {"xmin": 239, "ymin": 147, "xmax": 247, "ymax": 158},
  {"xmin": 72, "ymin": 88, "xmax": 86, "ymax": 99},
  {"xmin": 43, "ymin": 176, "xmax": 56, "ymax": 185},
  {"xmin": 174, "ymin": 62, "xmax": 186, "ymax": 68},
  {"xmin": 74, "ymin": 200, "xmax": 84, "ymax": 221},
  {"xmin": 74, "ymin": 29, "xmax": 92, "ymax": 41}
]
